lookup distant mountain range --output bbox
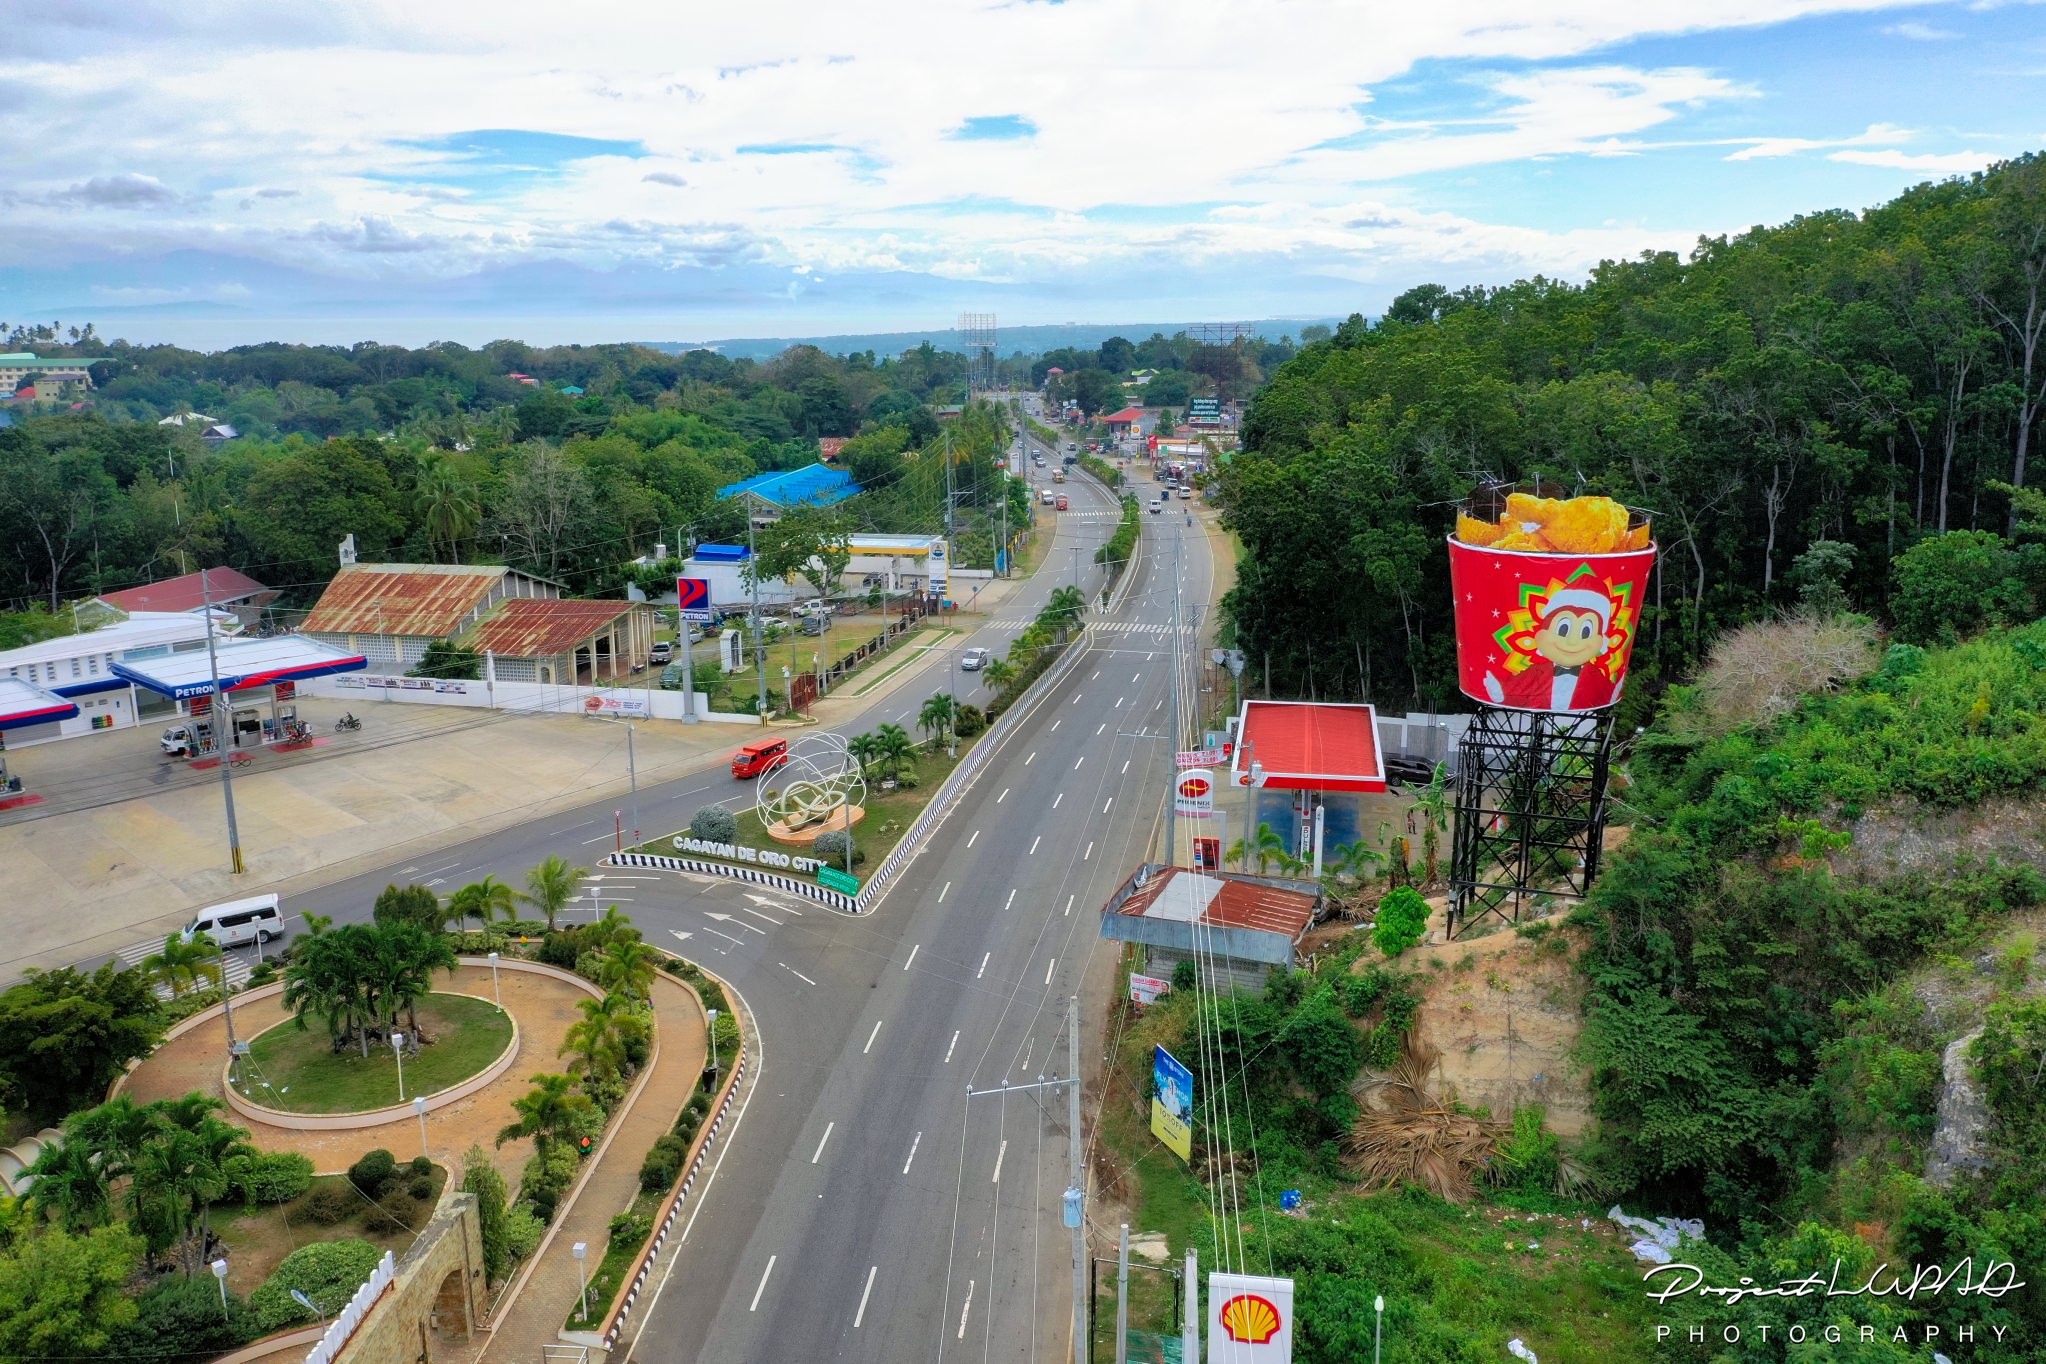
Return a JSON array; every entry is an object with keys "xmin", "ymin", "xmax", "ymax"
[
  {"xmin": 643, "ymin": 319, "xmax": 1347, "ymax": 361},
  {"xmin": 3, "ymin": 246, "xmax": 1357, "ymax": 354}
]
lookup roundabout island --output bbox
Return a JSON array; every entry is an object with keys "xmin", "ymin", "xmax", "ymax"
[{"xmin": 116, "ymin": 959, "xmax": 596, "ymax": 1180}]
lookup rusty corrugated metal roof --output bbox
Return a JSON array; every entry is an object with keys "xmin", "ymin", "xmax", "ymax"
[
  {"xmin": 1114, "ymin": 868, "xmax": 1318, "ymax": 940},
  {"xmin": 467, "ymin": 597, "xmax": 639, "ymax": 659},
  {"xmin": 300, "ymin": 564, "xmax": 508, "ymax": 638}
]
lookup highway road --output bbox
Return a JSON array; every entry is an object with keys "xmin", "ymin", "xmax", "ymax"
[{"xmin": 77, "ymin": 406, "xmax": 1219, "ymax": 1360}]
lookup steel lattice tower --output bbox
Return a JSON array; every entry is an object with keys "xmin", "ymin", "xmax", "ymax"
[
  {"xmin": 958, "ymin": 313, "xmax": 997, "ymax": 396},
  {"xmin": 1447, "ymin": 707, "xmax": 1616, "ymax": 938}
]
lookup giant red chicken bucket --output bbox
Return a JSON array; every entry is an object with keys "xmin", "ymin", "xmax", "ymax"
[{"xmin": 1447, "ymin": 488, "xmax": 1656, "ymax": 714}]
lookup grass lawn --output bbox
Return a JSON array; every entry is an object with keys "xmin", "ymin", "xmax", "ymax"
[
  {"xmin": 839, "ymin": 625, "xmax": 957, "ymax": 697},
  {"xmin": 239, "ymin": 993, "xmax": 512, "ymax": 1114},
  {"xmin": 213, "ymin": 1167, "xmax": 446, "ymax": 1298}
]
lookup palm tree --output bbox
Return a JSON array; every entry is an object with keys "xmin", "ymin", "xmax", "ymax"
[
  {"xmin": 283, "ymin": 925, "xmax": 384, "ymax": 1057},
  {"xmin": 560, "ymin": 994, "xmax": 630, "ymax": 1079},
  {"xmin": 1045, "ymin": 585, "xmax": 1086, "ymax": 632},
  {"xmin": 140, "ymin": 932, "xmax": 223, "ymax": 999},
  {"xmin": 873, "ymin": 722, "xmax": 915, "ymax": 782},
  {"xmin": 495, "ymin": 1073, "xmax": 594, "ymax": 1152},
  {"xmin": 917, "ymin": 691, "xmax": 956, "ymax": 747},
  {"xmin": 1409, "ymin": 762, "xmax": 1450, "ymax": 884},
  {"xmin": 583, "ymin": 905, "xmax": 642, "ymax": 954},
  {"xmin": 1227, "ymin": 822, "xmax": 1289, "ymax": 876},
  {"xmin": 21, "ymin": 1138, "xmax": 110, "ymax": 1230},
  {"xmin": 447, "ymin": 874, "xmax": 518, "ymax": 938},
  {"xmin": 377, "ymin": 924, "xmax": 458, "ymax": 1046},
  {"xmin": 982, "ymin": 658, "xmax": 1016, "ymax": 693},
  {"xmin": 520, "ymin": 854, "xmax": 589, "ymax": 932},
  {"xmin": 846, "ymin": 731, "xmax": 881, "ymax": 775},
  {"xmin": 416, "ymin": 459, "xmax": 480, "ymax": 563},
  {"xmin": 595, "ymin": 940, "xmax": 658, "ymax": 1003}
]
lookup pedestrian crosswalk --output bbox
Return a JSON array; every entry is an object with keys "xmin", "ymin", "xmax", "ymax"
[
  {"xmin": 114, "ymin": 934, "xmax": 257, "ymax": 999},
  {"xmin": 986, "ymin": 617, "xmax": 1196, "ymax": 637}
]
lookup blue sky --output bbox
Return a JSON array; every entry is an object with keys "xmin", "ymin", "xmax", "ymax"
[{"xmin": 1, "ymin": 0, "xmax": 2040, "ymax": 348}]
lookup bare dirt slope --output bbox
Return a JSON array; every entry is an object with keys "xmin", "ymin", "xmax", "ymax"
[{"xmin": 1393, "ymin": 913, "xmax": 1595, "ymax": 1138}]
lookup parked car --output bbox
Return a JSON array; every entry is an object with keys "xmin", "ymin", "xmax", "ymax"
[
  {"xmin": 799, "ymin": 615, "xmax": 827, "ymax": 635},
  {"xmin": 1179, "ymin": 488, "xmax": 1193, "ymax": 499},
  {"xmin": 960, "ymin": 647, "xmax": 991, "ymax": 671},
  {"xmin": 731, "ymin": 738, "xmax": 789, "ymax": 779},
  {"xmin": 649, "ymin": 640, "xmax": 675, "ymax": 664},
  {"xmin": 793, "ymin": 599, "xmax": 832, "ymax": 618}
]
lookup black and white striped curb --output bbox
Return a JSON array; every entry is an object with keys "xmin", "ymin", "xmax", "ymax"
[
  {"xmin": 600, "ymin": 1046, "xmax": 748, "ymax": 1349},
  {"xmin": 604, "ymin": 852, "xmax": 858, "ymax": 912}
]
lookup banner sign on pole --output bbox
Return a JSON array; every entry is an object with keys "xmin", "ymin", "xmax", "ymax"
[
  {"xmin": 1129, "ymin": 973, "xmax": 1171, "ymax": 1005},
  {"xmin": 1176, "ymin": 748, "xmax": 1226, "ymax": 769},
  {"xmin": 1174, "ymin": 769, "xmax": 1215, "ymax": 819},
  {"xmin": 1151, "ymin": 1045, "xmax": 1193, "ymax": 1163},
  {"xmin": 676, "ymin": 577, "xmax": 714, "ymax": 623},
  {"xmin": 1208, "ymin": 1272, "xmax": 1295, "ymax": 1361}
]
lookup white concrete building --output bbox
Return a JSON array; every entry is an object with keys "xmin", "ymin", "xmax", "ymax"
[{"xmin": 0, "ymin": 612, "xmax": 217, "ymax": 745}]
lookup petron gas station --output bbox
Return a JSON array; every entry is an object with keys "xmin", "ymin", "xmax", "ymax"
[
  {"xmin": 0, "ymin": 676, "xmax": 81, "ymax": 808},
  {"xmin": 113, "ymin": 635, "xmax": 368, "ymax": 761}
]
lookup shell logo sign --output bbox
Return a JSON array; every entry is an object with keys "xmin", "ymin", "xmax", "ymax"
[
  {"xmin": 1208, "ymin": 1272, "xmax": 1293, "ymax": 1361},
  {"xmin": 1219, "ymin": 1294, "xmax": 1281, "ymax": 1344}
]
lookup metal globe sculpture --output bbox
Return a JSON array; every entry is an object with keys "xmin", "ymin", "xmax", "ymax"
[{"xmin": 756, "ymin": 731, "xmax": 867, "ymax": 835}]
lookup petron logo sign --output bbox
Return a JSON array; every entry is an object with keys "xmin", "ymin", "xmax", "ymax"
[
  {"xmin": 1174, "ymin": 768, "xmax": 1214, "ymax": 819},
  {"xmin": 1208, "ymin": 1272, "xmax": 1295, "ymax": 1362}
]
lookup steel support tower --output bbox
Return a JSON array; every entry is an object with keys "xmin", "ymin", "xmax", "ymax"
[
  {"xmin": 1447, "ymin": 707, "xmax": 1616, "ymax": 938},
  {"xmin": 959, "ymin": 312, "xmax": 997, "ymax": 397}
]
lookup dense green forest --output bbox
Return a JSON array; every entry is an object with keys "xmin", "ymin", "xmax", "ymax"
[
  {"xmin": 0, "ymin": 337, "xmax": 1030, "ymax": 613},
  {"xmin": 1221, "ymin": 153, "xmax": 2046, "ymax": 714}
]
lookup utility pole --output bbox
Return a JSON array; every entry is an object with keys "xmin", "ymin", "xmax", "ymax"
[
  {"xmin": 1068, "ymin": 994, "xmax": 1086, "ymax": 1364},
  {"xmin": 1116, "ymin": 1223, "xmax": 1130, "ymax": 1364},
  {"xmin": 201, "ymin": 569, "xmax": 246, "ymax": 875},
  {"xmin": 966, "ymin": 1000, "xmax": 1085, "ymax": 1364},
  {"xmin": 1165, "ymin": 533, "xmax": 1182, "ymax": 869},
  {"xmin": 746, "ymin": 497, "xmax": 768, "ymax": 717}
]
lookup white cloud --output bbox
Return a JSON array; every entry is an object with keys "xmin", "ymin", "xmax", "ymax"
[
  {"xmin": 0, "ymin": 0, "xmax": 2018, "ymax": 328},
  {"xmin": 1829, "ymin": 147, "xmax": 1998, "ymax": 172},
  {"xmin": 1882, "ymin": 20, "xmax": 1961, "ymax": 37},
  {"xmin": 1722, "ymin": 121, "xmax": 1914, "ymax": 159}
]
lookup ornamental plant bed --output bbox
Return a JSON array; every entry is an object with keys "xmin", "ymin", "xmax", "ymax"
[
  {"xmin": 238, "ymin": 993, "xmax": 512, "ymax": 1114},
  {"xmin": 213, "ymin": 1167, "xmax": 446, "ymax": 1298}
]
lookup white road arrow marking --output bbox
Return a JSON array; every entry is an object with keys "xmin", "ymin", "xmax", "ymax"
[{"xmin": 707, "ymin": 912, "xmax": 765, "ymax": 936}]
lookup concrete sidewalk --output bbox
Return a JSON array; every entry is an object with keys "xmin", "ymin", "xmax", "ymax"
[{"xmin": 475, "ymin": 970, "xmax": 705, "ymax": 1361}]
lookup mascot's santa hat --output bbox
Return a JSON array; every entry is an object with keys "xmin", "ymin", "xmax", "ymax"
[{"xmin": 1537, "ymin": 585, "xmax": 1615, "ymax": 636}]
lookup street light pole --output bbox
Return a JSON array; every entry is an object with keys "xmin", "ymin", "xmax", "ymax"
[
  {"xmin": 625, "ymin": 720, "xmax": 640, "ymax": 846},
  {"xmin": 746, "ymin": 497, "xmax": 768, "ymax": 717},
  {"xmin": 199, "ymin": 569, "xmax": 245, "ymax": 875},
  {"xmin": 487, "ymin": 950, "xmax": 502, "ymax": 1008},
  {"xmin": 391, "ymin": 1031, "xmax": 407, "ymax": 1102},
  {"xmin": 412, "ymin": 1095, "xmax": 429, "ymax": 1161},
  {"xmin": 572, "ymin": 1241, "xmax": 590, "ymax": 1323}
]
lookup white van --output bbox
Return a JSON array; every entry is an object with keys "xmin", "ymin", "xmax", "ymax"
[{"xmin": 186, "ymin": 893, "xmax": 284, "ymax": 948}]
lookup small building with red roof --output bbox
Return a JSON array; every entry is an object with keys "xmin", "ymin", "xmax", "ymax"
[
  {"xmin": 1098, "ymin": 863, "xmax": 1323, "ymax": 989},
  {"xmin": 97, "ymin": 566, "xmax": 276, "ymax": 623}
]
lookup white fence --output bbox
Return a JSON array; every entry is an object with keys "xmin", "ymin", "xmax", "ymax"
[
  {"xmin": 302, "ymin": 1249, "xmax": 395, "ymax": 1364},
  {"xmin": 297, "ymin": 673, "xmax": 760, "ymax": 725}
]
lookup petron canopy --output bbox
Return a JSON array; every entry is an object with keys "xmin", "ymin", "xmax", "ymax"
[
  {"xmin": 112, "ymin": 635, "xmax": 368, "ymax": 701},
  {"xmin": 0, "ymin": 676, "xmax": 80, "ymax": 731}
]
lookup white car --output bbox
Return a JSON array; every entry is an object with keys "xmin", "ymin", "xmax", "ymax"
[{"xmin": 960, "ymin": 647, "xmax": 992, "ymax": 671}]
